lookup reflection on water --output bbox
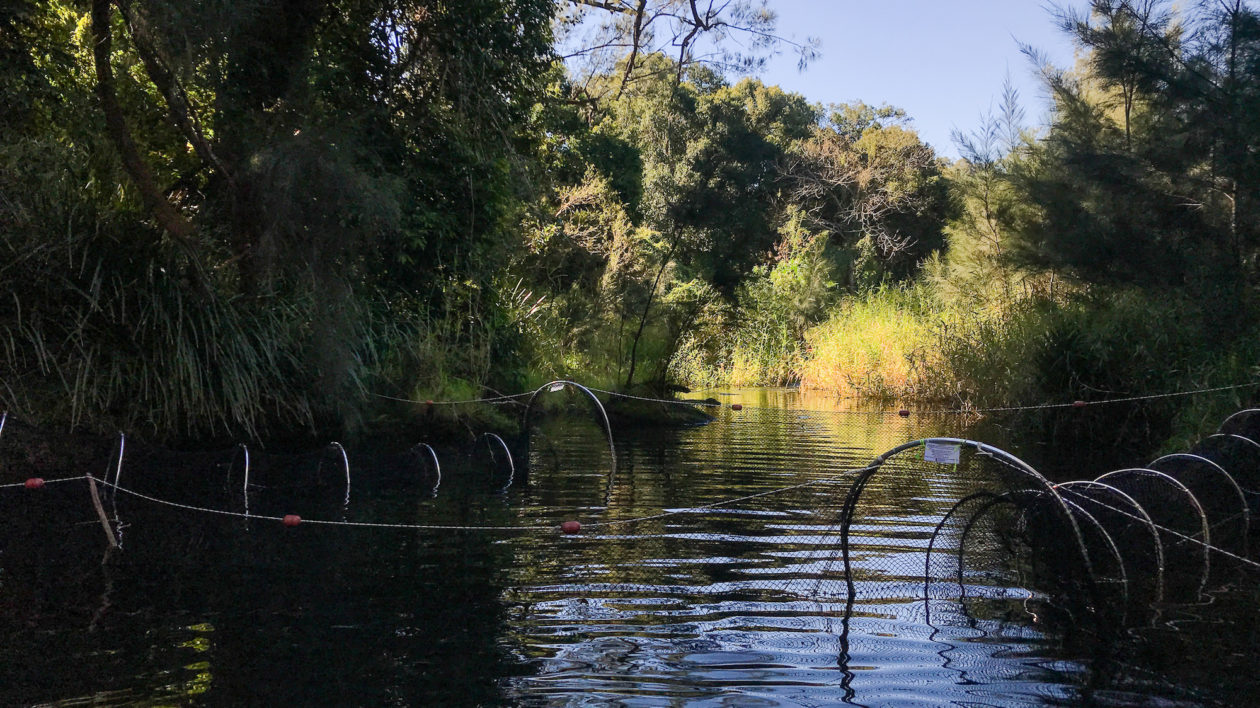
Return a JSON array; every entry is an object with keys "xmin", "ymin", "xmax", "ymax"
[
  {"xmin": 507, "ymin": 393, "xmax": 1086, "ymax": 706},
  {"xmin": 0, "ymin": 388, "xmax": 1255, "ymax": 705}
]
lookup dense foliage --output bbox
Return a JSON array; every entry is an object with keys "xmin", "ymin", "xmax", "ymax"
[
  {"xmin": 2, "ymin": 0, "xmax": 1257, "ymax": 446},
  {"xmin": 802, "ymin": 0, "xmax": 1260, "ymax": 447}
]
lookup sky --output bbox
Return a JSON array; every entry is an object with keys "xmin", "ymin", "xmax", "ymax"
[{"xmin": 752, "ymin": 1, "xmax": 1086, "ymax": 158}]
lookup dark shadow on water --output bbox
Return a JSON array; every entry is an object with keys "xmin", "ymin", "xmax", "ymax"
[
  {"xmin": 2, "ymin": 394, "xmax": 1259, "ymax": 705},
  {"xmin": 0, "ymin": 458, "xmax": 524, "ymax": 706}
]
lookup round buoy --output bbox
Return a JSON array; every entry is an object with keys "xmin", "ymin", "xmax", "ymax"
[
  {"xmin": 1072, "ymin": 400, "xmax": 1087, "ymax": 408},
  {"xmin": 425, "ymin": 400, "xmax": 434, "ymax": 406},
  {"xmin": 561, "ymin": 520, "xmax": 581, "ymax": 534},
  {"xmin": 282, "ymin": 514, "xmax": 302, "ymax": 527},
  {"xmin": 730, "ymin": 403, "xmax": 743, "ymax": 411},
  {"xmin": 24, "ymin": 477, "xmax": 44, "ymax": 490},
  {"xmin": 898, "ymin": 409, "xmax": 910, "ymax": 418}
]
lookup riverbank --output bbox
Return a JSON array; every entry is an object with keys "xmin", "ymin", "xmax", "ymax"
[{"xmin": 673, "ymin": 286, "xmax": 1260, "ymax": 454}]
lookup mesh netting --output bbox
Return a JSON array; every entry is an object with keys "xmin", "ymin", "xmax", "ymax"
[
  {"xmin": 1094, "ymin": 469, "xmax": 1210, "ymax": 601},
  {"xmin": 1056, "ymin": 494, "xmax": 1130, "ymax": 621},
  {"xmin": 834, "ymin": 440, "xmax": 1093, "ymax": 631},
  {"xmin": 1148, "ymin": 453, "xmax": 1249, "ymax": 559}
]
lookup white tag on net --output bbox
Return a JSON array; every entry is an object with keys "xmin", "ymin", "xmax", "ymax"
[{"xmin": 924, "ymin": 441, "xmax": 962, "ymax": 465}]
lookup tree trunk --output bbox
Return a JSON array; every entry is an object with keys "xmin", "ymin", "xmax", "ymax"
[
  {"xmin": 117, "ymin": 0, "xmax": 231, "ymax": 185},
  {"xmin": 90, "ymin": 0, "xmax": 196, "ymax": 247},
  {"xmin": 624, "ymin": 240, "xmax": 676, "ymax": 388}
]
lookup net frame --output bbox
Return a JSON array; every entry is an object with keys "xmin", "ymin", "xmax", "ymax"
[
  {"xmin": 948, "ymin": 487, "xmax": 1094, "ymax": 628},
  {"xmin": 1191, "ymin": 434, "xmax": 1260, "ymax": 502},
  {"xmin": 837, "ymin": 438, "xmax": 1096, "ymax": 627},
  {"xmin": 1149, "ymin": 453, "xmax": 1249, "ymax": 558},
  {"xmin": 1057, "ymin": 495, "xmax": 1131, "ymax": 624},
  {"xmin": 923, "ymin": 489, "xmax": 1073, "ymax": 600},
  {"xmin": 314, "ymin": 442, "xmax": 351, "ymax": 507},
  {"xmin": 1052, "ymin": 480, "xmax": 1165, "ymax": 613},
  {"xmin": 405, "ymin": 442, "xmax": 442, "ymax": 496},
  {"xmin": 522, "ymin": 380, "xmax": 617, "ymax": 480},
  {"xmin": 1218, "ymin": 408, "xmax": 1260, "ymax": 442},
  {"xmin": 1094, "ymin": 468, "xmax": 1210, "ymax": 601},
  {"xmin": 477, "ymin": 432, "xmax": 516, "ymax": 490}
]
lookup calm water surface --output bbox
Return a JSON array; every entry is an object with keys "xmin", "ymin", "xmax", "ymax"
[{"xmin": 1, "ymin": 389, "xmax": 1256, "ymax": 705}]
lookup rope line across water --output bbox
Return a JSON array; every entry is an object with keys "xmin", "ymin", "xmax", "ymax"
[
  {"xmin": 371, "ymin": 391, "xmax": 533, "ymax": 406},
  {"xmin": 586, "ymin": 387, "xmax": 720, "ymax": 407},
  {"xmin": 0, "ymin": 476, "xmax": 84, "ymax": 489},
  {"xmin": 83, "ymin": 475, "xmax": 553, "ymax": 531},
  {"xmin": 0, "ymin": 471, "xmax": 873, "ymax": 534},
  {"xmin": 6, "ymin": 469, "xmax": 1259, "ymax": 571},
  {"xmin": 367, "ymin": 380, "xmax": 1258, "ymax": 416},
  {"xmin": 1058, "ymin": 496, "xmax": 1260, "ymax": 571},
  {"xmin": 920, "ymin": 382, "xmax": 1260, "ymax": 415}
]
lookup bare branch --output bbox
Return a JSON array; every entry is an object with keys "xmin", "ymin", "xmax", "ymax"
[
  {"xmin": 561, "ymin": 0, "xmax": 816, "ymax": 92},
  {"xmin": 617, "ymin": 0, "xmax": 649, "ymax": 97},
  {"xmin": 571, "ymin": 0, "xmax": 638, "ymax": 14}
]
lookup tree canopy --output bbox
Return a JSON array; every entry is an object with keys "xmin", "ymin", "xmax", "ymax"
[{"xmin": 4, "ymin": 0, "xmax": 1257, "ymax": 441}]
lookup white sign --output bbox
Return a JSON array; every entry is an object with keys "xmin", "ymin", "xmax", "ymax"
[
  {"xmin": 924, "ymin": 441, "xmax": 962, "ymax": 465},
  {"xmin": 549, "ymin": 382, "xmax": 566, "ymax": 392}
]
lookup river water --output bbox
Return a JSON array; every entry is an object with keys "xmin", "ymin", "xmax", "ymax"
[{"xmin": 1, "ymin": 388, "xmax": 1256, "ymax": 705}]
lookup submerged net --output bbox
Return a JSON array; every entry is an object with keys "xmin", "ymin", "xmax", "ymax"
[
  {"xmin": 832, "ymin": 440, "xmax": 1094, "ymax": 632},
  {"xmin": 1094, "ymin": 469, "xmax": 1210, "ymax": 601},
  {"xmin": 5, "ymin": 395, "xmax": 1260, "ymax": 673}
]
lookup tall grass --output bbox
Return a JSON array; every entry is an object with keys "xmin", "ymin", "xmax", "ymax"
[
  {"xmin": 0, "ymin": 245, "xmax": 324, "ymax": 439},
  {"xmin": 795, "ymin": 283, "xmax": 1260, "ymax": 449},
  {"xmin": 797, "ymin": 286, "xmax": 947, "ymax": 399},
  {"xmin": 0, "ymin": 136, "xmax": 386, "ymax": 440},
  {"xmin": 670, "ymin": 314, "xmax": 803, "ymax": 388}
]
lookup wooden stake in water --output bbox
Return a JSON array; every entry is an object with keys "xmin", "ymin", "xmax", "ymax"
[{"xmin": 86, "ymin": 474, "xmax": 119, "ymax": 549}]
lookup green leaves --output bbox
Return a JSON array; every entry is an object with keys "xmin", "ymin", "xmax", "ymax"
[
  {"xmin": 1021, "ymin": 0, "xmax": 1260, "ymax": 292},
  {"xmin": 0, "ymin": 0, "xmax": 560, "ymax": 437}
]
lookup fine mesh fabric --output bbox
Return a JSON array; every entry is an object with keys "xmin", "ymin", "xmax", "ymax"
[
  {"xmin": 837, "ymin": 440, "xmax": 1092, "ymax": 629},
  {"xmin": 1094, "ymin": 469, "xmax": 1210, "ymax": 600}
]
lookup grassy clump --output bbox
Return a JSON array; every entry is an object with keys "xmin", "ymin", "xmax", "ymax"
[
  {"xmin": 792, "ymin": 283, "xmax": 1259, "ymax": 446},
  {"xmin": 796, "ymin": 285, "xmax": 944, "ymax": 400}
]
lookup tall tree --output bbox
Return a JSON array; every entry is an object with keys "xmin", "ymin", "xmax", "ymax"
[
  {"xmin": 1014, "ymin": 0, "xmax": 1260, "ymax": 293},
  {"xmin": 781, "ymin": 102, "xmax": 950, "ymax": 285}
]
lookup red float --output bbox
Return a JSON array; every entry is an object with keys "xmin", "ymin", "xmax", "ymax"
[
  {"xmin": 425, "ymin": 400, "xmax": 433, "ymax": 406},
  {"xmin": 1072, "ymin": 400, "xmax": 1087, "ymax": 408},
  {"xmin": 730, "ymin": 403, "xmax": 743, "ymax": 411},
  {"xmin": 561, "ymin": 520, "xmax": 581, "ymax": 534},
  {"xmin": 898, "ymin": 409, "xmax": 910, "ymax": 418},
  {"xmin": 24, "ymin": 478, "xmax": 44, "ymax": 489},
  {"xmin": 282, "ymin": 514, "xmax": 302, "ymax": 527}
]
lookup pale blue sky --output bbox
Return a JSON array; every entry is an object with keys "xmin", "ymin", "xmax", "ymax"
[{"xmin": 754, "ymin": 1, "xmax": 1085, "ymax": 158}]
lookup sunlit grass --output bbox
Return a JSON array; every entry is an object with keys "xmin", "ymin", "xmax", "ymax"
[{"xmin": 797, "ymin": 286, "xmax": 947, "ymax": 400}]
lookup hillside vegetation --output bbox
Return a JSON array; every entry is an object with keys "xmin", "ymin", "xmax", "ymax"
[{"xmin": 2, "ymin": 1, "xmax": 1257, "ymax": 446}]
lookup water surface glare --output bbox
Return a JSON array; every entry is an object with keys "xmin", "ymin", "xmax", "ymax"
[{"xmin": 0, "ymin": 389, "xmax": 1252, "ymax": 705}]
